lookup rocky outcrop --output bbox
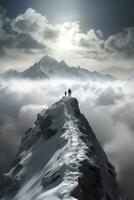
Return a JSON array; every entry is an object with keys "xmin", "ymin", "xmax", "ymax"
[{"xmin": 0, "ymin": 97, "xmax": 126, "ymax": 200}]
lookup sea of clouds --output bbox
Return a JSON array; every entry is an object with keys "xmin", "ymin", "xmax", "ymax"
[{"xmin": 0, "ymin": 78, "xmax": 134, "ymax": 199}]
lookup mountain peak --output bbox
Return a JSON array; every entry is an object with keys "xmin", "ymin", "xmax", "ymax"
[
  {"xmin": 39, "ymin": 55, "xmax": 58, "ymax": 66},
  {"xmin": 0, "ymin": 54, "xmax": 116, "ymax": 81},
  {"xmin": 58, "ymin": 60, "xmax": 68, "ymax": 68},
  {"xmin": 1, "ymin": 69, "xmax": 20, "ymax": 79},
  {"xmin": 0, "ymin": 97, "xmax": 126, "ymax": 200}
]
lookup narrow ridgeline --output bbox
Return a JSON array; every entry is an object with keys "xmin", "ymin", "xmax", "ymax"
[{"xmin": 0, "ymin": 97, "xmax": 126, "ymax": 200}]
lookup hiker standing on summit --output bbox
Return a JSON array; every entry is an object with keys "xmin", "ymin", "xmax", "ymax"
[{"xmin": 68, "ymin": 88, "xmax": 72, "ymax": 96}]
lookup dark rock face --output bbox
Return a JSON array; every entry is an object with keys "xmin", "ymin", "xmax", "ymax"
[
  {"xmin": 67, "ymin": 98, "xmax": 126, "ymax": 200},
  {"xmin": 0, "ymin": 97, "xmax": 126, "ymax": 200},
  {"xmin": 0, "ymin": 175, "xmax": 20, "ymax": 198},
  {"xmin": 22, "ymin": 63, "xmax": 49, "ymax": 79}
]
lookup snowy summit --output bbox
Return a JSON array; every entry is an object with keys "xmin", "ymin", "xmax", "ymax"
[
  {"xmin": 0, "ymin": 97, "xmax": 126, "ymax": 200},
  {"xmin": 0, "ymin": 55, "xmax": 115, "ymax": 81}
]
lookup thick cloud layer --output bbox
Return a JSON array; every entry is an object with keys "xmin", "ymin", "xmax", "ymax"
[{"xmin": 0, "ymin": 78, "xmax": 134, "ymax": 199}]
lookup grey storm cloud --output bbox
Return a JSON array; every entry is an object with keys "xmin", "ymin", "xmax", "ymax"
[
  {"xmin": 0, "ymin": 8, "xmax": 49, "ymax": 57},
  {"xmin": 43, "ymin": 26, "xmax": 60, "ymax": 41},
  {"xmin": 12, "ymin": 14, "xmax": 39, "ymax": 33},
  {"xmin": 105, "ymin": 27, "xmax": 134, "ymax": 59},
  {"xmin": 0, "ymin": 33, "xmax": 45, "ymax": 55},
  {"xmin": 11, "ymin": 8, "xmax": 47, "ymax": 34},
  {"xmin": 11, "ymin": 8, "xmax": 60, "ymax": 42},
  {"xmin": 78, "ymin": 31, "xmax": 103, "ymax": 48},
  {"xmin": 112, "ymin": 100, "xmax": 134, "ymax": 132},
  {"xmin": 96, "ymin": 87, "xmax": 124, "ymax": 106},
  {"xmin": 77, "ymin": 29, "xmax": 106, "ymax": 60}
]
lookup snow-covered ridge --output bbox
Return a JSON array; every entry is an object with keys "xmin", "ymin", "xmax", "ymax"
[
  {"xmin": 0, "ymin": 55, "xmax": 116, "ymax": 81},
  {"xmin": 0, "ymin": 97, "xmax": 126, "ymax": 200}
]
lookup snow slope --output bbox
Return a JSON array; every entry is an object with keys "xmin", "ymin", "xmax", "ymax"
[{"xmin": 0, "ymin": 97, "xmax": 126, "ymax": 200}]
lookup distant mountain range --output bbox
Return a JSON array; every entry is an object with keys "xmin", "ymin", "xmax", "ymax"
[
  {"xmin": 0, "ymin": 55, "xmax": 115, "ymax": 81},
  {"xmin": 100, "ymin": 66, "xmax": 134, "ymax": 79}
]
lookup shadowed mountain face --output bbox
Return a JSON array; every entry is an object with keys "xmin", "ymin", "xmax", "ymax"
[
  {"xmin": 0, "ymin": 55, "xmax": 115, "ymax": 81},
  {"xmin": 0, "ymin": 97, "xmax": 126, "ymax": 200}
]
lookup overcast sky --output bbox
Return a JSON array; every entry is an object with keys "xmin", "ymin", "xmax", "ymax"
[{"xmin": 0, "ymin": 0, "xmax": 134, "ymax": 72}]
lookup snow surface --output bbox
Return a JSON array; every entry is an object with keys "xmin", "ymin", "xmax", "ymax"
[
  {"xmin": 0, "ymin": 97, "xmax": 126, "ymax": 200},
  {"xmin": 2, "ymin": 97, "xmax": 89, "ymax": 200}
]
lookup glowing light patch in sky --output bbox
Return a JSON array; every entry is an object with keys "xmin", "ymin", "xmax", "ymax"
[{"xmin": 58, "ymin": 35, "xmax": 74, "ymax": 50}]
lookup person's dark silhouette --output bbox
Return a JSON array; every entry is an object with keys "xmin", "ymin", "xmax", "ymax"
[
  {"xmin": 65, "ymin": 91, "xmax": 67, "ymax": 96},
  {"xmin": 68, "ymin": 88, "xmax": 72, "ymax": 96}
]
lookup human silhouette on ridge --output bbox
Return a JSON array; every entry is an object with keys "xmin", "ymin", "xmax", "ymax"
[{"xmin": 68, "ymin": 88, "xmax": 72, "ymax": 96}]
